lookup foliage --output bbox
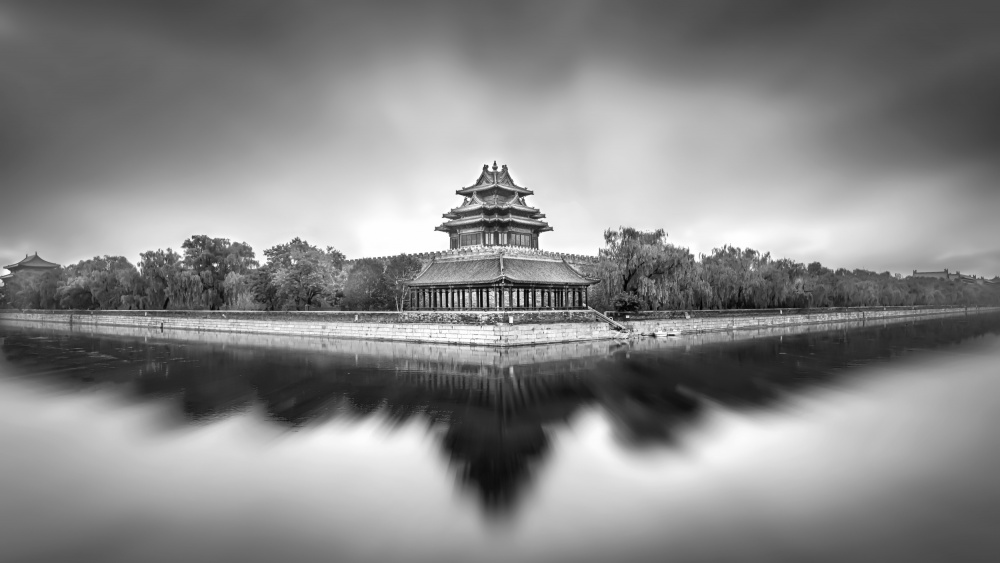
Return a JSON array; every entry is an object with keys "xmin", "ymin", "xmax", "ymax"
[
  {"xmin": 8, "ymin": 227, "xmax": 999, "ymax": 313},
  {"xmin": 611, "ymin": 292, "xmax": 642, "ymax": 312},
  {"xmin": 341, "ymin": 258, "xmax": 393, "ymax": 311},
  {"xmin": 6, "ymin": 269, "xmax": 61, "ymax": 309},
  {"xmin": 596, "ymin": 227, "xmax": 698, "ymax": 311},
  {"xmin": 222, "ymin": 271, "xmax": 261, "ymax": 310},
  {"xmin": 136, "ymin": 248, "xmax": 183, "ymax": 309},
  {"xmin": 593, "ymin": 226, "xmax": 1000, "ymax": 311},
  {"xmin": 51, "ymin": 256, "xmax": 141, "ymax": 310},
  {"xmin": 384, "ymin": 254, "xmax": 424, "ymax": 311},
  {"xmin": 262, "ymin": 238, "xmax": 346, "ymax": 310},
  {"xmin": 181, "ymin": 235, "xmax": 258, "ymax": 310}
]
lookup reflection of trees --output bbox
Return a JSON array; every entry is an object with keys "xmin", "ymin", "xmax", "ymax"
[{"xmin": 2, "ymin": 313, "xmax": 999, "ymax": 513}]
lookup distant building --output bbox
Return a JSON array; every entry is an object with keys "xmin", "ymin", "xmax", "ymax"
[
  {"xmin": 1, "ymin": 252, "xmax": 60, "ymax": 284},
  {"xmin": 911, "ymin": 269, "xmax": 952, "ymax": 280},
  {"xmin": 407, "ymin": 162, "xmax": 598, "ymax": 310},
  {"xmin": 911, "ymin": 269, "xmax": 990, "ymax": 285}
]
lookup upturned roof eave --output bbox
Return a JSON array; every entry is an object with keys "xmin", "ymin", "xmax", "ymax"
[
  {"xmin": 408, "ymin": 273, "xmax": 596, "ymax": 287},
  {"xmin": 446, "ymin": 202, "xmax": 540, "ymax": 215},
  {"xmin": 438, "ymin": 215, "xmax": 552, "ymax": 228},
  {"xmin": 5, "ymin": 254, "xmax": 60, "ymax": 269},
  {"xmin": 455, "ymin": 184, "xmax": 534, "ymax": 196}
]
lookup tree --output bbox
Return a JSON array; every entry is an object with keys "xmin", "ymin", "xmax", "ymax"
[
  {"xmin": 262, "ymin": 238, "xmax": 346, "ymax": 310},
  {"xmin": 181, "ymin": 235, "xmax": 258, "ymax": 310},
  {"xmin": 137, "ymin": 248, "xmax": 183, "ymax": 309},
  {"xmin": 248, "ymin": 267, "xmax": 280, "ymax": 311},
  {"xmin": 8, "ymin": 268, "xmax": 61, "ymax": 309},
  {"xmin": 342, "ymin": 258, "xmax": 393, "ymax": 310},
  {"xmin": 384, "ymin": 254, "xmax": 424, "ymax": 311},
  {"xmin": 700, "ymin": 246, "xmax": 771, "ymax": 309},
  {"xmin": 596, "ymin": 227, "xmax": 693, "ymax": 311},
  {"xmin": 55, "ymin": 256, "xmax": 138, "ymax": 310}
]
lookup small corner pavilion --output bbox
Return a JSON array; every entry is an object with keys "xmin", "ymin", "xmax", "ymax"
[
  {"xmin": 407, "ymin": 162, "xmax": 598, "ymax": 310},
  {"xmin": 1, "ymin": 252, "xmax": 60, "ymax": 283}
]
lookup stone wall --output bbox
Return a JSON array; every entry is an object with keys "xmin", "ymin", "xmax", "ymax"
[
  {"xmin": 620, "ymin": 305, "xmax": 1000, "ymax": 334},
  {"xmin": 0, "ymin": 310, "xmax": 613, "ymax": 347},
  {"xmin": 2, "ymin": 306, "xmax": 996, "ymax": 347}
]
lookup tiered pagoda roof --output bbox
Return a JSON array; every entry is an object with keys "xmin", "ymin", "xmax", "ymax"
[
  {"xmin": 407, "ymin": 163, "xmax": 596, "ymax": 310},
  {"xmin": 436, "ymin": 162, "xmax": 552, "ymax": 236}
]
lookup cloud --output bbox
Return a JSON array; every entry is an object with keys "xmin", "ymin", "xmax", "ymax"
[{"xmin": 0, "ymin": 0, "xmax": 998, "ymax": 276}]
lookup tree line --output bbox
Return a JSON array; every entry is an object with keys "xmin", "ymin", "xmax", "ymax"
[
  {"xmin": 587, "ymin": 227, "xmax": 1000, "ymax": 311},
  {"xmin": 0, "ymin": 235, "xmax": 422, "ymax": 312},
  {"xmin": 3, "ymin": 228, "xmax": 997, "ymax": 311}
]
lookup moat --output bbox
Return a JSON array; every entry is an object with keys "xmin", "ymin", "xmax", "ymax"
[{"xmin": 2, "ymin": 314, "xmax": 1000, "ymax": 562}]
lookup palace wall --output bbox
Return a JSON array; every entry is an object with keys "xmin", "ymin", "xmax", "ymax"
[{"xmin": 1, "ymin": 306, "xmax": 997, "ymax": 347}]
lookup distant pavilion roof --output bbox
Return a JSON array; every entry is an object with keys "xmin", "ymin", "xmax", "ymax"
[
  {"xmin": 4, "ymin": 252, "xmax": 59, "ymax": 271},
  {"xmin": 3, "ymin": 253, "xmax": 60, "ymax": 271},
  {"xmin": 408, "ymin": 250, "xmax": 597, "ymax": 287},
  {"xmin": 2, "ymin": 252, "xmax": 60, "ymax": 282}
]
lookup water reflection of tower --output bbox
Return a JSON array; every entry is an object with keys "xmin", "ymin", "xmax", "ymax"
[{"xmin": 397, "ymin": 363, "xmax": 595, "ymax": 512}]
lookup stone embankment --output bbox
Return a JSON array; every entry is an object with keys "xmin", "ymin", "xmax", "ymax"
[
  {"xmin": 0, "ymin": 309, "xmax": 610, "ymax": 347},
  {"xmin": 612, "ymin": 305, "xmax": 1000, "ymax": 335},
  {"xmin": 0, "ymin": 306, "xmax": 996, "ymax": 347}
]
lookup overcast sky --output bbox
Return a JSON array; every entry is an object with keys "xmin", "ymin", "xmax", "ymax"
[{"xmin": 2, "ymin": 0, "xmax": 999, "ymax": 277}]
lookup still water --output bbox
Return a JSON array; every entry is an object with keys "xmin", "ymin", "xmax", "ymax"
[{"xmin": 1, "ymin": 315, "xmax": 1000, "ymax": 563}]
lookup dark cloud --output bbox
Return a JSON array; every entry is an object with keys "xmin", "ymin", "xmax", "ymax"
[{"xmin": 1, "ymin": 0, "xmax": 998, "ymax": 275}]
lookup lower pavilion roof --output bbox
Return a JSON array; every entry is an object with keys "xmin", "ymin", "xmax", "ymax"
[{"xmin": 408, "ymin": 251, "xmax": 597, "ymax": 287}]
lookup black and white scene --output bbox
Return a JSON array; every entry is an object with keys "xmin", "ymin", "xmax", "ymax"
[{"xmin": 2, "ymin": 1, "xmax": 1000, "ymax": 562}]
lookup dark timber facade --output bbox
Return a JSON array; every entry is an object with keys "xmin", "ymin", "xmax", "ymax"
[{"xmin": 408, "ymin": 163, "xmax": 597, "ymax": 310}]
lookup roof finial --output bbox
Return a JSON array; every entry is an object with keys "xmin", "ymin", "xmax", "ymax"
[
  {"xmin": 482, "ymin": 164, "xmax": 488, "ymax": 171},
  {"xmin": 492, "ymin": 161, "xmax": 498, "ymax": 171}
]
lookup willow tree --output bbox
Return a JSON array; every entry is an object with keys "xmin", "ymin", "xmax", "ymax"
[
  {"xmin": 597, "ymin": 227, "xmax": 695, "ymax": 311},
  {"xmin": 181, "ymin": 235, "xmax": 258, "ymax": 310}
]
